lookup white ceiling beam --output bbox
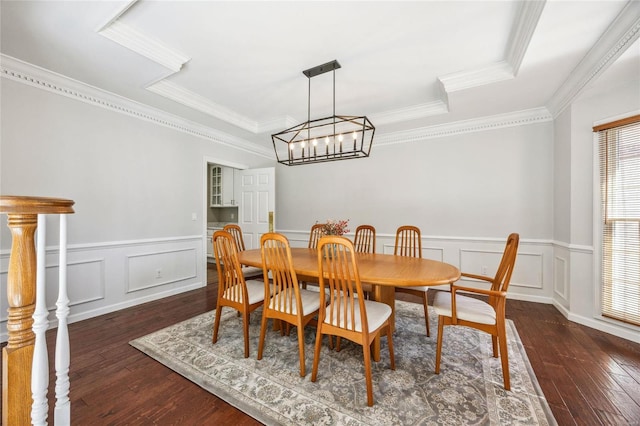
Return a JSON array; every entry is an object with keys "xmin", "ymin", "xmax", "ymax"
[{"xmin": 439, "ymin": 0, "xmax": 546, "ymax": 93}]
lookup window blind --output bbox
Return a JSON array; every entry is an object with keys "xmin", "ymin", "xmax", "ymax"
[{"xmin": 596, "ymin": 115, "xmax": 640, "ymax": 326}]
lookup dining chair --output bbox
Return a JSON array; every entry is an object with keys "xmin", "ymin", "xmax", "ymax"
[
  {"xmin": 311, "ymin": 236, "xmax": 395, "ymax": 407},
  {"xmin": 223, "ymin": 224, "xmax": 263, "ymax": 279},
  {"xmin": 393, "ymin": 225, "xmax": 431, "ymax": 336},
  {"xmin": 354, "ymin": 224, "xmax": 376, "ymax": 253},
  {"xmin": 212, "ymin": 230, "xmax": 266, "ymax": 358},
  {"xmin": 257, "ymin": 232, "xmax": 321, "ymax": 377},
  {"xmin": 433, "ymin": 233, "xmax": 519, "ymax": 390},
  {"xmin": 301, "ymin": 223, "xmax": 326, "ymax": 290},
  {"xmin": 308, "ymin": 223, "xmax": 325, "ymax": 249}
]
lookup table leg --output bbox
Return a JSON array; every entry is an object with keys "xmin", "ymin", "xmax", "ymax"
[{"xmin": 372, "ymin": 285, "xmax": 395, "ymax": 362}]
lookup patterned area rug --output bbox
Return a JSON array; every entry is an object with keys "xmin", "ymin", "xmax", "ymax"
[{"xmin": 130, "ymin": 301, "xmax": 556, "ymax": 425}]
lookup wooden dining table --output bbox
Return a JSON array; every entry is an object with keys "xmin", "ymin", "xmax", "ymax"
[{"xmin": 237, "ymin": 247, "xmax": 461, "ymax": 361}]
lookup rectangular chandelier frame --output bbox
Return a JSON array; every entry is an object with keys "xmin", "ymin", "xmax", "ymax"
[
  {"xmin": 271, "ymin": 59, "xmax": 375, "ymax": 166},
  {"xmin": 271, "ymin": 114, "xmax": 375, "ymax": 166}
]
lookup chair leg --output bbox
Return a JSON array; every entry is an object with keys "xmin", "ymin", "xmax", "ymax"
[
  {"xmin": 296, "ymin": 322, "xmax": 306, "ymax": 377},
  {"xmin": 492, "ymin": 335, "xmax": 498, "ymax": 357},
  {"xmin": 435, "ymin": 316, "xmax": 444, "ymax": 374},
  {"xmin": 422, "ymin": 291, "xmax": 430, "ymax": 337},
  {"xmin": 386, "ymin": 326, "xmax": 395, "ymax": 370},
  {"xmin": 257, "ymin": 311, "xmax": 268, "ymax": 360},
  {"xmin": 363, "ymin": 341, "xmax": 374, "ymax": 407},
  {"xmin": 311, "ymin": 327, "xmax": 323, "ymax": 382},
  {"xmin": 212, "ymin": 305, "xmax": 223, "ymax": 344},
  {"xmin": 242, "ymin": 310, "xmax": 250, "ymax": 358},
  {"xmin": 497, "ymin": 324, "xmax": 511, "ymax": 390}
]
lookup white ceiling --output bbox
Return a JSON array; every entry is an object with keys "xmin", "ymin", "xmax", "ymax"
[{"xmin": 1, "ymin": 1, "xmax": 639, "ymax": 154}]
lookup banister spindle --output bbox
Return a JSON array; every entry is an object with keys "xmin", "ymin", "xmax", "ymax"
[
  {"xmin": 31, "ymin": 214, "xmax": 49, "ymax": 425},
  {"xmin": 55, "ymin": 214, "xmax": 71, "ymax": 424}
]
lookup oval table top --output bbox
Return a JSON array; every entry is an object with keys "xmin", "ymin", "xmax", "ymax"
[{"xmin": 237, "ymin": 247, "xmax": 461, "ymax": 287}]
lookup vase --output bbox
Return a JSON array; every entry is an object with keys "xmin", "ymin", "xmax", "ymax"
[{"xmin": 323, "ymin": 243, "xmax": 338, "ymax": 259}]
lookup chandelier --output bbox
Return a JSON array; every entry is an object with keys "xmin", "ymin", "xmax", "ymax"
[{"xmin": 271, "ymin": 60, "xmax": 375, "ymax": 166}]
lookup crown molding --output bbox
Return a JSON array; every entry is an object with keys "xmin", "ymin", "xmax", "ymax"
[
  {"xmin": 0, "ymin": 54, "xmax": 273, "ymax": 159},
  {"xmin": 375, "ymin": 107, "xmax": 552, "ymax": 146},
  {"xmin": 547, "ymin": 1, "xmax": 640, "ymax": 117},
  {"xmin": 98, "ymin": 20, "xmax": 190, "ymax": 73}
]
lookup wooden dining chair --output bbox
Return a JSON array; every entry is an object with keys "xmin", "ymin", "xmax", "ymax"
[
  {"xmin": 433, "ymin": 233, "xmax": 519, "ymax": 390},
  {"xmin": 308, "ymin": 223, "xmax": 325, "ymax": 249},
  {"xmin": 257, "ymin": 232, "xmax": 321, "ymax": 377},
  {"xmin": 212, "ymin": 230, "xmax": 266, "ymax": 358},
  {"xmin": 301, "ymin": 223, "xmax": 326, "ymax": 289},
  {"xmin": 223, "ymin": 224, "xmax": 263, "ymax": 279},
  {"xmin": 394, "ymin": 225, "xmax": 431, "ymax": 336},
  {"xmin": 311, "ymin": 236, "xmax": 395, "ymax": 407},
  {"xmin": 354, "ymin": 224, "xmax": 376, "ymax": 253}
]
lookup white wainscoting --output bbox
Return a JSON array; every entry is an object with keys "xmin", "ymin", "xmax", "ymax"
[
  {"xmin": 0, "ymin": 235, "xmax": 205, "ymax": 342},
  {"xmin": 278, "ymin": 230, "xmax": 555, "ymax": 304},
  {"xmin": 281, "ymin": 230, "xmax": 640, "ymax": 346}
]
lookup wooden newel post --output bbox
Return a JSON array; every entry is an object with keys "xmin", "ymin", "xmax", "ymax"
[
  {"xmin": 1, "ymin": 196, "xmax": 74, "ymax": 426},
  {"xmin": 4, "ymin": 213, "xmax": 38, "ymax": 425}
]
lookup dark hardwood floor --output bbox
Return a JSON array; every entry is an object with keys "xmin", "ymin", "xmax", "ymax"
[{"xmin": 2, "ymin": 264, "xmax": 639, "ymax": 425}]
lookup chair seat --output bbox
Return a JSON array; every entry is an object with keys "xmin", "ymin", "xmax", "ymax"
[
  {"xmin": 432, "ymin": 291, "xmax": 496, "ymax": 325},
  {"xmin": 241, "ymin": 266, "xmax": 263, "ymax": 278},
  {"xmin": 223, "ymin": 279, "xmax": 265, "ymax": 305},
  {"xmin": 324, "ymin": 299, "xmax": 391, "ymax": 332},
  {"xmin": 268, "ymin": 288, "xmax": 320, "ymax": 315}
]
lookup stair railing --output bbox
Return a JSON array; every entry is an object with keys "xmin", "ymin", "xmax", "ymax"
[{"xmin": 1, "ymin": 196, "xmax": 75, "ymax": 425}]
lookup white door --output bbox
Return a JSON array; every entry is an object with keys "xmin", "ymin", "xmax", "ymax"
[{"xmin": 236, "ymin": 167, "xmax": 275, "ymax": 249}]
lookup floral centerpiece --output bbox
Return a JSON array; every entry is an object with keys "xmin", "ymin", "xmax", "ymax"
[{"xmin": 319, "ymin": 219, "xmax": 350, "ymax": 236}]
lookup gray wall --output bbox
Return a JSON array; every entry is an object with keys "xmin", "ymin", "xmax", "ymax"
[
  {"xmin": 1, "ymin": 79, "xmax": 270, "ymax": 245},
  {"xmin": 276, "ymin": 122, "xmax": 553, "ymax": 240},
  {"xmin": 0, "ymin": 76, "xmax": 272, "ymax": 340}
]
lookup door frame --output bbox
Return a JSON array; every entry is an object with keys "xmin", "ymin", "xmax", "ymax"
[{"xmin": 202, "ymin": 156, "xmax": 248, "ymax": 274}]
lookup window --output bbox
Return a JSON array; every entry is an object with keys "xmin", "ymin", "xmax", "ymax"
[{"xmin": 595, "ymin": 115, "xmax": 640, "ymax": 326}]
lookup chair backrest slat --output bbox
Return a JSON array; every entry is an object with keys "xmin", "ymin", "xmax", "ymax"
[
  {"xmin": 224, "ymin": 224, "xmax": 246, "ymax": 252},
  {"xmin": 394, "ymin": 225, "xmax": 422, "ymax": 258},
  {"xmin": 354, "ymin": 225, "xmax": 376, "ymax": 253},
  {"xmin": 213, "ymin": 230, "xmax": 246, "ymax": 303},
  {"xmin": 318, "ymin": 236, "xmax": 368, "ymax": 334},
  {"xmin": 309, "ymin": 223, "xmax": 325, "ymax": 249},
  {"xmin": 261, "ymin": 233, "xmax": 302, "ymax": 314},
  {"xmin": 492, "ymin": 233, "xmax": 520, "ymax": 293}
]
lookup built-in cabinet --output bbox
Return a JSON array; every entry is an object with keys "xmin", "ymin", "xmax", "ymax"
[
  {"xmin": 209, "ymin": 164, "xmax": 235, "ymax": 207},
  {"xmin": 206, "ymin": 229, "xmax": 214, "ymax": 257}
]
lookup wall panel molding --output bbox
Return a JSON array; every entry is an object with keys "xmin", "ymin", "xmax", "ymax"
[
  {"xmin": 126, "ymin": 247, "xmax": 197, "ymax": 293},
  {"xmin": 1, "ymin": 236, "xmax": 204, "ymax": 342},
  {"xmin": 553, "ymin": 255, "xmax": 568, "ymax": 300}
]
